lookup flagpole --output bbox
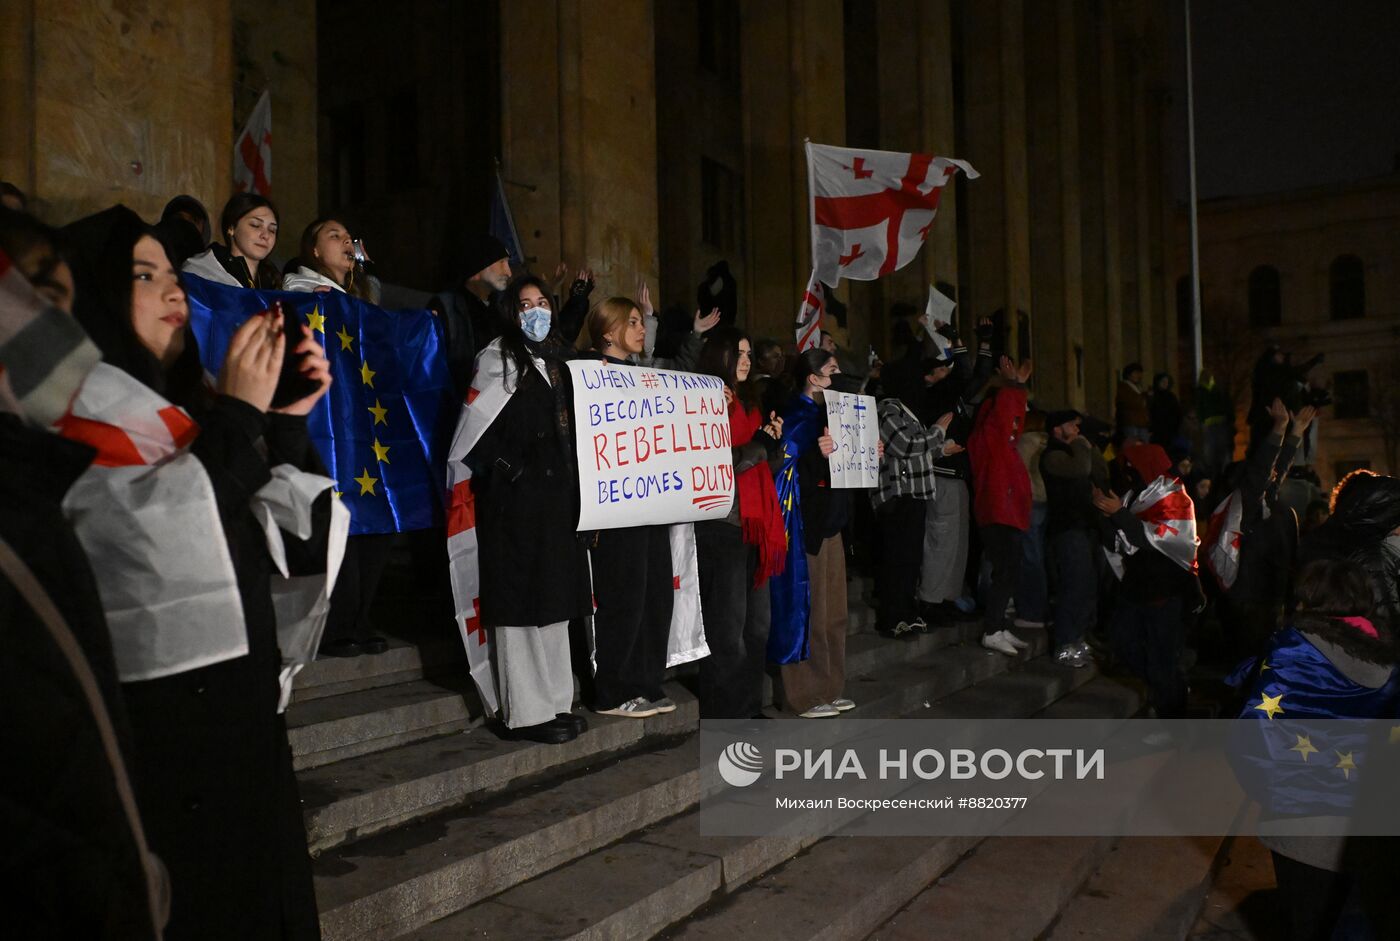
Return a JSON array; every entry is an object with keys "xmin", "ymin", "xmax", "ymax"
[{"xmin": 1185, "ymin": 0, "xmax": 1204, "ymax": 380}]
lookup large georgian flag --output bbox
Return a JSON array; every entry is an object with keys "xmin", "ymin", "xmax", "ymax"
[{"xmin": 807, "ymin": 142, "xmax": 977, "ymax": 289}]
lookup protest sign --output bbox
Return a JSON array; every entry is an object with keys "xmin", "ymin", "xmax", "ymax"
[
  {"xmin": 825, "ymin": 391, "xmax": 879, "ymax": 488},
  {"xmin": 570, "ymin": 359, "xmax": 736, "ymax": 530}
]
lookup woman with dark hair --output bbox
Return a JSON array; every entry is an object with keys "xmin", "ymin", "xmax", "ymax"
[
  {"xmin": 458, "ymin": 273, "xmax": 591, "ymax": 743},
  {"xmin": 1230, "ymin": 558, "xmax": 1399, "ymax": 941},
  {"xmin": 1300, "ymin": 470, "xmax": 1400, "ymax": 638},
  {"xmin": 769, "ymin": 347, "xmax": 862, "ymax": 718},
  {"xmin": 693, "ymin": 327, "xmax": 786, "ymax": 718},
  {"xmin": 61, "ymin": 205, "xmax": 332, "ymax": 939},
  {"xmin": 581, "ymin": 296, "xmax": 678, "ymax": 718},
  {"xmin": 283, "ymin": 215, "xmax": 376, "ymax": 302},
  {"xmin": 156, "ymin": 194, "xmax": 211, "ymax": 268},
  {"xmin": 183, "ymin": 192, "xmax": 282, "ymax": 290}
]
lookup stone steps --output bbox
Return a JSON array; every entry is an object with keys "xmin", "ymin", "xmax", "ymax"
[
  {"xmin": 293, "ymin": 632, "xmax": 465, "ymax": 703},
  {"xmin": 311, "ymin": 625, "xmax": 1051, "ymax": 940},
  {"xmin": 1045, "ymin": 835, "xmax": 1232, "ymax": 940},
  {"xmin": 401, "ymin": 657, "xmax": 1108, "ymax": 941}
]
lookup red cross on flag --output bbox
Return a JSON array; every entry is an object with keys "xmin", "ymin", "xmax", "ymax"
[
  {"xmin": 234, "ymin": 89, "xmax": 272, "ymax": 197},
  {"xmin": 795, "ymin": 270, "xmax": 824, "ymax": 352},
  {"xmin": 807, "ymin": 142, "xmax": 977, "ymax": 288}
]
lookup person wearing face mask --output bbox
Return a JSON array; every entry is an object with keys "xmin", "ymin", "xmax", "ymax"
[
  {"xmin": 693, "ymin": 328, "xmax": 787, "ymax": 719},
  {"xmin": 770, "ymin": 348, "xmax": 870, "ymax": 718},
  {"xmin": 183, "ymin": 192, "xmax": 283, "ymax": 290},
  {"xmin": 62, "ymin": 205, "xmax": 334, "ymax": 940},
  {"xmin": 453, "ymin": 273, "xmax": 591, "ymax": 744},
  {"xmin": 283, "ymin": 215, "xmax": 377, "ymax": 302}
]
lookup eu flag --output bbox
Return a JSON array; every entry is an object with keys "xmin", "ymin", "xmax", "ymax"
[{"xmin": 183, "ymin": 274, "xmax": 454, "ymax": 536}]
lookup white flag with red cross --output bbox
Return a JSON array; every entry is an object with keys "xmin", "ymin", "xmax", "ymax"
[
  {"xmin": 234, "ymin": 89, "xmax": 272, "ymax": 197},
  {"xmin": 807, "ymin": 142, "xmax": 977, "ymax": 289},
  {"xmin": 795, "ymin": 271, "xmax": 824, "ymax": 352}
]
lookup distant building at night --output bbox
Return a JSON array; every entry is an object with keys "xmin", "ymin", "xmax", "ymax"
[{"xmin": 1175, "ymin": 173, "xmax": 1400, "ymax": 484}]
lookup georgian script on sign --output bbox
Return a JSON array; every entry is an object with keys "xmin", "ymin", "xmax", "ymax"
[
  {"xmin": 570, "ymin": 360, "xmax": 736, "ymax": 530},
  {"xmin": 825, "ymin": 391, "xmax": 879, "ymax": 489}
]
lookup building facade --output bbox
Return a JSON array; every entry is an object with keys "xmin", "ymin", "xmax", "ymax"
[
  {"xmin": 2, "ymin": 0, "xmax": 1179, "ymax": 420},
  {"xmin": 1176, "ymin": 175, "xmax": 1400, "ymax": 485}
]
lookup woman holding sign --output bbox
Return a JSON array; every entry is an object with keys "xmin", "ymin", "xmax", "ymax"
[
  {"xmin": 464, "ymin": 274, "xmax": 593, "ymax": 743},
  {"xmin": 583, "ymin": 297, "xmax": 680, "ymax": 718},
  {"xmin": 694, "ymin": 328, "xmax": 787, "ymax": 719},
  {"xmin": 771, "ymin": 348, "xmax": 874, "ymax": 718}
]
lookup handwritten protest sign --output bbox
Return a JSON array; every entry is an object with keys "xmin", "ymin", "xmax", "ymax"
[
  {"xmin": 825, "ymin": 391, "xmax": 879, "ymax": 488},
  {"xmin": 569, "ymin": 360, "xmax": 736, "ymax": 530}
]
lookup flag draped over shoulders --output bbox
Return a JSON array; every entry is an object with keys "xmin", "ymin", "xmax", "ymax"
[
  {"xmin": 768, "ymin": 395, "xmax": 824, "ymax": 665},
  {"xmin": 183, "ymin": 274, "xmax": 454, "ymax": 536}
]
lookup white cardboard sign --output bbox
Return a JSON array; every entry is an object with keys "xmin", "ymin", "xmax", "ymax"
[
  {"xmin": 825, "ymin": 391, "xmax": 879, "ymax": 488},
  {"xmin": 569, "ymin": 359, "xmax": 736, "ymax": 530}
]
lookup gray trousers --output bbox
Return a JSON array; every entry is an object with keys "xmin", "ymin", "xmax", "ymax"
[
  {"xmin": 918, "ymin": 478, "xmax": 969, "ymax": 604},
  {"xmin": 495, "ymin": 621, "xmax": 574, "ymax": 728}
]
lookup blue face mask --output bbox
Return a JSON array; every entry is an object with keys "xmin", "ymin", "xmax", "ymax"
[{"xmin": 520, "ymin": 306, "xmax": 551, "ymax": 343}]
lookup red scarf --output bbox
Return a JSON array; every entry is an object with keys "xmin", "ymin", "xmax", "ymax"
[{"xmin": 730, "ymin": 398, "xmax": 787, "ymax": 586}]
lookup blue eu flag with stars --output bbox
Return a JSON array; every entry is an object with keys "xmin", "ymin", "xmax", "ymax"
[{"xmin": 183, "ymin": 274, "xmax": 454, "ymax": 536}]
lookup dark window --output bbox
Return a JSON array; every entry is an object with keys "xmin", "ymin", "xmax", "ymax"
[
  {"xmin": 328, "ymin": 108, "xmax": 366, "ymax": 207},
  {"xmin": 386, "ymin": 87, "xmax": 421, "ymax": 190},
  {"xmin": 1333, "ymin": 370, "xmax": 1370, "ymax": 419},
  {"xmin": 1176, "ymin": 275, "xmax": 1194, "ymax": 339},
  {"xmin": 1247, "ymin": 265, "xmax": 1281, "ymax": 326},
  {"xmin": 1329, "ymin": 255, "xmax": 1365, "ymax": 320},
  {"xmin": 697, "ymin": 0, "xmax": 738, "ymax": 77},
  {"xmin": 701, "ymin": 157, "xmax": 740, "ymax": 252}
]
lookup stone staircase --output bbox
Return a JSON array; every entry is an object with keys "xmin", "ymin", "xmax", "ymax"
[{"xmin": 286, "ymin": 573, "xmax": 1171, "ymax": 940}]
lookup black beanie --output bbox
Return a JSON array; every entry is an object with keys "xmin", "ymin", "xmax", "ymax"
[
  {"xmin": 1046, "ymin": 409, "xmax": 1082, "ymax": 430},
  {"xmin": 460, "ymin": 234, "xmax": 510, "ymax": 282}
]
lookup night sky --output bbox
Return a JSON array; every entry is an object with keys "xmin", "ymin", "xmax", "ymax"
[{"xmin": 1167, "ymin": 0, "xmax": 1400, "ymax": 202}]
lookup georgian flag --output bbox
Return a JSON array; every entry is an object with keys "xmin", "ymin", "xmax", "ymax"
[
  {"xmin": 234, "ymin": 89, "xmax": 272, "ymax": 197},
  {"xmin": 807, "ymin": 142, "xmax": 977, "ymax": 288},
  {"xmin": 1104, "ymin": 475, "xmax": 1200, "ymax": 580},
  {"xmin": 1203, "ymin": 490, "xmax": 1244, "ymax": 590},
  {"xmin": 446, "ymin": 345, "xmax": 708, "ymax": 716},
  {"xmin": 795, "ymin": 271, "xmax": 824, "ymax": 352}
]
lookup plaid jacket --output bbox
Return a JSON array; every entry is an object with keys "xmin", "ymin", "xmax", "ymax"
[{"xmin": 872, "ymin": 398, "xmax": 947, "ymax": 508}]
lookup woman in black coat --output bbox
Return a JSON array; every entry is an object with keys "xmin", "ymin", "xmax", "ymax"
[
  {"xmin": 65, "ymin": 206, "xmax": 332, "ymax": 940},
  {"xmin": 465, "ymin": 273, "xmax": 592, "ymax": 744}
]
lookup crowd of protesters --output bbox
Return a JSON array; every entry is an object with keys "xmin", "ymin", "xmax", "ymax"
[{"xmin": 3, "ymin": 177, "xmax": 1399, "ymax": 941}]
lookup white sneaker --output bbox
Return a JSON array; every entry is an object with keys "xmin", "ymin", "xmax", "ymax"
[
  {"xmin": 799, "ymin": 703, "xmax": 840, "ymax": 718},
  {"xmin": 650, "ymin": 697, "xmax": 677, "ymax": 714},
  {"xmin": 1013, "ymin": 618, "xmax": 1047, "ymax": 629},
  {"xmin": 1003, "ymin": 631, "xmax": 1030, "ymax": 650},
  {"xmin": 981, "ymin": 631, "xmax": 1018, "ymax": 656},
  {"xmin": 831, "ymin": 698, "xmax": 856, "ymax": 711},
  {"xmin": 596, "ymin": 697, "xmax": 659, "ymax": 718}
]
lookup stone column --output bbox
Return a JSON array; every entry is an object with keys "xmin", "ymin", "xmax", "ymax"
[
  {"xmin": 739, "ymin": 0, "xmax": 845, "ymax": 344},
  {"xmin": 8, "ymin": 1, "xmax": 232, "ymax": 223},
  {"xmin": 501, "ymin": 0, "xmax": 659, "ymax": 293},
  {"xmin": 1096, "ymin": 0, "xmax": 1125, "ymax": 409},
  {"xmin": 960, "ymin": 0, "xmax": 1031, "ymax": 359}
]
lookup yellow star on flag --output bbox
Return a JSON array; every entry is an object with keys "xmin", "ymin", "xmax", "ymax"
[
  {"xmin": 354, "ymin": 468, "xmax": 378, "ymax": 496},
  {"xmin": 1290, "ymin": 734, "xmax": 1318, "ymax": 762},
  {"xmin": 367, "ymin": 398, "xmax": 389, "ymax": 426},
  {"xmin": 371, "ymin": 438, "xmax": 391, "ymax": 464},
  {"xmin": 307, "ymin": 306, "xmax": 326, "ymax": 334},
  {"xmin": 1259, "ymin": 660, "xmax": 1271, "ymax": 672},
  {"xmin": 332, "ymin": 490, "xmax": 342, "ymax": 500},
  {"xmin": 336, "ymin": 324, "xmax": 355, "ymax": 351},
  {"xmin": 1254, "ymin": 691, "xmax": 1284, "ymax": 720},
  {"xmin": 1335, "ymin": 751, "xmax": 1356, "ymax": 780},
  {"xmin": 360, "ymin": 360, "xmax": 376, "ymax": 388}
]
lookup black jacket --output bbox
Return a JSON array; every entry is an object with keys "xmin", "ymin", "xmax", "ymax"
[
  {"xmin": 1229, "ymin": 431, "xmax": 1301, "ymax": 607},
  {"xmin": 0, "ymin": 416, "xmax": 163, "ymax": 940},
  {"xmin": 1041, "ymin": 436, "xmax": 1097, "ymax": 534}
]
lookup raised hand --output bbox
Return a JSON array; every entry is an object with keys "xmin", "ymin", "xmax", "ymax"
[
  {"xmin": 1017, "ymin": 358, "xmax": 1034, "ymax": 384},
  {"xmin": 996, "ymin": 354, "xmax": 1017, "ymax": 381},
  {"xmin": 1292, "ymin": 404, "xmax": 1318, "ymax": 433},
  {"xmin": 218, "ymin": 310, "xmax": 284, "ymax": 412},
  {"xmin": 1267, "ymin": 397, "xmax": 1289, "ymax": 429},
  {"xmin": 637, "ymin": 279, "xmax": 654, "ymax": 319},
  {"xmin": 271, "ymin": 324, "xmax": 334, "ymax": 416},
  {"xmin": 694, "ymin": 307, "xmax": 721, "ymax": 334}
]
